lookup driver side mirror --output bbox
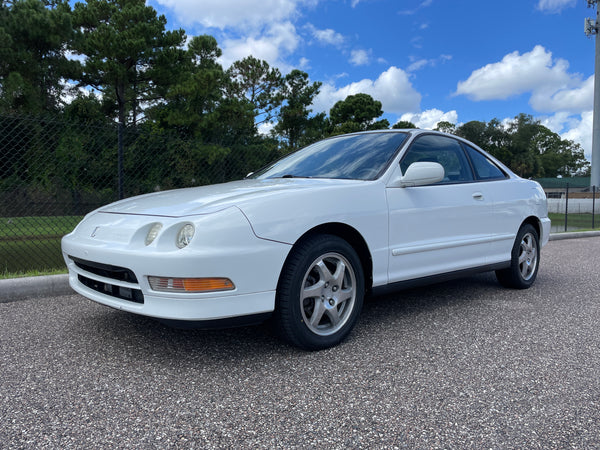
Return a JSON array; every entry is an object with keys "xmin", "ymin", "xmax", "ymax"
[{"xmin": 389, "ymin": 161, "xmax": 445, "ymax": 188}]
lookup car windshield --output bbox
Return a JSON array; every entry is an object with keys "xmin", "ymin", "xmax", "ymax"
[{"xmin": 250, "ymin": 132, "xmax": 408, "ymax": 180}]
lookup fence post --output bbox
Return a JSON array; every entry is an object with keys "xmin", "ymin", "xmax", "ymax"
[
  {"xmin": 118, "ymin": 122, "xmax": 124, "ymax": 200},
  {"xmin": 564, "ymin": 183, "xmax": 569, "ymax": 232}
]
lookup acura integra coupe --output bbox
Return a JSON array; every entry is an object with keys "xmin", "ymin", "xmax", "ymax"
[{"xmin": 62, "ymin": 130, "xmax": 550, "ymax": 350}]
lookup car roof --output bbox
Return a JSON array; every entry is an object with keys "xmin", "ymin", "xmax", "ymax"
[{"xmin": 338, "ymin": 129, "xmax": 445, "ymax": 138}]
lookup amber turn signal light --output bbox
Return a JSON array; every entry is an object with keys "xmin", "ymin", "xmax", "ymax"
[{"xmin": 148, "ymin": 276, "xmax": 235, "ymax": 293}]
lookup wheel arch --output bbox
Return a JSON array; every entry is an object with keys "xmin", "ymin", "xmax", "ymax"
[
  {"xmin": 521, "ymin": 216, "xmax": 541, "ymax": 239},
  {"xmin": 280, "ymin": 222, "xmax": 374, "ymax": 293}
]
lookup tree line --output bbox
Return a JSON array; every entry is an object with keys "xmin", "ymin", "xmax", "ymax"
[{"xmin": 0, "ymin": 0, "xmax": 590, "ymax": 210}]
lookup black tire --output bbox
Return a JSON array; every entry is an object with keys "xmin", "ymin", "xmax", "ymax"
[
  {"xmin": 495, "ymin": 224, "xmax": 540, "ymax": 289},
  {"xmin": 274, "ymin": 234, "xmax": 365, "ymax": 351}
]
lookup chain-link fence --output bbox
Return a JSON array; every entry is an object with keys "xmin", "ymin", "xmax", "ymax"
[
  {"xmin": 544, "ymin": 182, "xmax": 600, "ymax": 233},
  {"xmin": 0, "ymin": 114, "xmax": 279, "ymax": 276},
  {"xmin": 1, "ymin": 113, "xmax": 598, "ymax": 277}
]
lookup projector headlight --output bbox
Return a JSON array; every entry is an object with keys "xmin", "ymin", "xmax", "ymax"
[
  {"xmin": 145, "ymin": 223, "xmax": 163, "ymax": 246},
  {"xmin": 176, "ymin": 224, "xmax": 195, "ymax": 249}
]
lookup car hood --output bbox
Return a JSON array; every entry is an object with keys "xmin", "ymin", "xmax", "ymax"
[{"xmin": 97, "ymin": 178, "xmax": 361, "ymax": 217}]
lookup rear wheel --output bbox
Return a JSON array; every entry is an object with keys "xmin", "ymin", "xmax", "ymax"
[
  {"xmin": 275, "ymin": 235, "xmax": 364, "ymax": 350},
  {"xmin": 495, "ymin": 224, "xmax": 539, "ymax": 289}
]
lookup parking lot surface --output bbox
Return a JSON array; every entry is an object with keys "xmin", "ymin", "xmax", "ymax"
[{"xmin": 1, "ymin": 237, "xmax": 599, "ymax": 448}]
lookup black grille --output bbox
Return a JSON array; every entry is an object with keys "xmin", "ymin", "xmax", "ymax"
[
  {"xmin": 70, "ymin": 256, "xmax": 138, "ymax": 283},
  {"xmin": 78, "ymin": 274, "xmax": 144, "ymax": 304}
]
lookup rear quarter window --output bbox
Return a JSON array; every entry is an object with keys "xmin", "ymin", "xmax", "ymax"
[{"xmin": 464, "ymin": 144, "xmax": 507, "ymax": 181}]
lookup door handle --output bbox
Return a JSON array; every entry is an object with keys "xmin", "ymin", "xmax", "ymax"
[{"xmin": 472, "ymin": 192, "xmax": 484, "ymax": 200}]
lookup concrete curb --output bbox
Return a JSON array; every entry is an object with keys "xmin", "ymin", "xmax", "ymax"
[
  {"xmin": 1, "ymin": 231, "xmax": 599, "ymax": 303},
  {"xmin": 0, "ymin": 274, "xmax": 72, "ymax": 303},
  {"xmin": 548, "ymin": 230, "xmax": 600, "ymax": 241}
]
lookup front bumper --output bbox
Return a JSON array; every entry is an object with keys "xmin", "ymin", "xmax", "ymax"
[
  {"xmin": 61, "ymin": 207, "xmax": 291, "ymax": 321},
  {"xmin": 540, "ymin": 217, "xmax": 551, "ymax": 247},
  {"xmin": 65, "ymin": 261, "xmax": 277, "ymax": 320}
]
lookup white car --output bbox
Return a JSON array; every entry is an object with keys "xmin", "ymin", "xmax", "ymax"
[{"xmin": 62, "ymin": 130, "xmax": 550, "ymax": 350}]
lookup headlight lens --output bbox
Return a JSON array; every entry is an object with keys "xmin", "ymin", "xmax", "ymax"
[
  {"xmin": 145, "ymin": 223, "xmax": 163, "ymax": 246},
  {"xmin": 176, "ymin": 224, "xmax": 195, "ymax": 249}
]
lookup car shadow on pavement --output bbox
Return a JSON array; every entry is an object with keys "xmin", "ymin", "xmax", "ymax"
[
  {"xmin": 72, "ymin": 272, "xmax": 505, "ymax": 363},
  {"xmin": 80, "ymin": 301, "xmax": 290, "ymax": 363}
]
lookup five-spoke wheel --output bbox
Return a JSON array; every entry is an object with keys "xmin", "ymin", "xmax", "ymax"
[
  {"xmin": 275, "ymin": 235, "xmax": 364, "ymax": 350},
  {"xmin": 300, "ymin": 252, "xmax": 357, "ymax": 336},
  {"xmin": 496, "ymin": 224, "xmax": 540, "ymax": 289},
  {"xmin": 517, "ymin": 231, "xmax": 538, "ymax": 282}
]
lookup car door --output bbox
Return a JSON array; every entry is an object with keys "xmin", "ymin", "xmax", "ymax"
[
  {"xmin": 460, "ymin": 142, "xmax": 517, "ymax": 265},
  {"xmin": 386, "ymin": 134, "xmax": 496, "ymax": 283}
]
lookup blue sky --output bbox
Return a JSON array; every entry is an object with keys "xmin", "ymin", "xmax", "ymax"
[{"xmin": 147, "ymin": 0, "xmax": 595, "ymax": 158}]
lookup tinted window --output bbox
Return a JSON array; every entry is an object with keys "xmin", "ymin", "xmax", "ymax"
[
  {"xmin": 400, "ymin": 135, "xmax": 473, "ymax": 184},
  {"xmin": 463, "ymin": 144, "xmax": 506, "ymax": 180},
  {"xmin": 251, "ymin": 132, "xmax": 408, "ymax": 180}
]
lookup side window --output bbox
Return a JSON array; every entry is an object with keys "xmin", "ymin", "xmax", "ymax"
[
  {"xmin": 463, "ymin": 144, "xmax": 507, "ymax": 181},
  {"xmin": 400, "ymin": 135, "xmax": 473, "ymax": 184}
]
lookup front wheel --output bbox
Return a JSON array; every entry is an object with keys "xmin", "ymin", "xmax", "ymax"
[
  {"xmin": 495, "ymin": 224, "xmax": 540, "ymax": 289},
  {"xmin": 275, "ymin": 235, "xmax": 364, "ymax": 351}
]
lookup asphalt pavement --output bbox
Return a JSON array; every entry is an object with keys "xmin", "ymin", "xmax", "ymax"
[{"xmin": 1, "ymin": 237, "xmax": 600, "ymax": 448}]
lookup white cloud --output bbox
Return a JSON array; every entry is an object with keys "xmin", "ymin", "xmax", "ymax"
[
  {"xmin": 410, "ymin": 36, "xmax": 423, "ymax": 49},
  {"xmin": 153, "ymin": 0, "xmax": 303, "ymax": 30},
  {"xmin": 60, "ymin": 80, "xmax": 102, "ymax": 105},
  {"xmin": 541, "ymin": 111, "xmax": 593, "ymax": 159},
  {"xmin": 258, "ymin": 121, "xmax": 276, "ymax": 136},
  {"xmin": 305, "ymin": 24, "xmax": 345, "ymax": 46},
  {"xmin": 219, "ymin": 22, "xmax": 300, "ymax": 70},
  {"xmin": 531, "ymin": 75, "xmax": 594, "ymax": 113},
  {"xmin": 313, "ymin": 66, "xmax": 421, "ymax": 115},
  {"xmin": 299, "ymin": 57, "xmax": 310, "ymax": 69},
  {"xmin": 407, "ymin": 54, "xmax": 452, "ymax": 72},
  {"xmin": 455, "ymin": 45, "xmax": 589, "ymax": 114},
  {"xmin": 398, "ymin": 109, "xmax": 458, "ymax": 130},
  {"xmin": 562, "ymin": 111, "xmax": 593, "ymax": 158},
  {"xmin": 65, "ymin": 50, "xmax": 86, "ymax": 63},
  {"xmin": 407, "ymin": 59, "xmax": 429, "ymax": 72},
  {"xmin": 350, "ymin": 49, "xmax": 371, "ymax": 66},
  {"xmin": 399, "ymin": 0, "xmax": 433, "ymax": 15},
  {"xmin": 539, "ymin": 111, "xmax": 574, "ymax": 133},
  {"xmin": 537, "ymin": 0, "xmax": 576, "ymax": 13},
  {"xmin": 455, "ymin": 46, "xmax": 569, "ymax": 100},
  {"xmin": 456, "ymin": 45, "xmax": 593, "ymax": 156}
]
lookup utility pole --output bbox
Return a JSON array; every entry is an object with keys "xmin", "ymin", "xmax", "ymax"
[{"xmin": 586, "ymin": 0, "xmax": 600, "ymax": 188}]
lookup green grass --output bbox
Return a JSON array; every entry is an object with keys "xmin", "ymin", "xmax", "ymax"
[
  {"xmin": 0, "ymin": 237, "xmax": 66, "ymax": 274},
  {"xmin": 548, "ymin": 212, "xmax": 600, "ymax": 231},
  {"xmin": 1, "ymin": 212, "xmax": 599, "ymax": 278},
  {"xmin": 0, "ymin": 216, "xmax": 82, "ymax": 239},
  {"xmin": 0, "ymin": 216, "xmax": 82, "ymax": 276},
  {"xmin": 1, "ymin": 268, "xmax": 67, "ymax": 279}
]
